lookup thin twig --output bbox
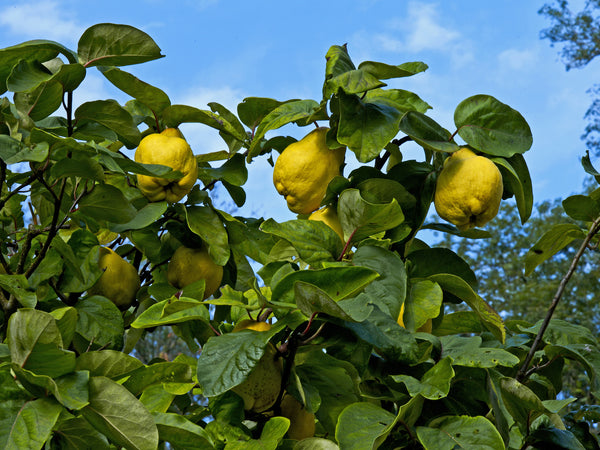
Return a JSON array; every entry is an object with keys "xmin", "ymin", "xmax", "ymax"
[{"xmin": 516, "ymin": 216, "xmax": 600, "ymax": 381}]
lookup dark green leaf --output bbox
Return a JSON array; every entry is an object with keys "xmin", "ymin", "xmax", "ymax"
[
  {"xmin": 392, "ymin": 357, "xmax": 454, "ymax": 400},
  {"xmin": 295, "ymin": 281, "xmax": 357, "ymax": 321},
  {"xmin": 51, "ymin": 155, "xmax": 105, "ymax": 181},
  {"xmin": 0, "ymin": 274, "xmax": 37, "ymax": 307},
  {"xmin": 324, "ymin": 69, "xmax": 385, "ymax": 98},
  {"xmin": 185, "ymin": 205, "xmax": 230, "ymax": 266},
  {"xmin": 237, "ymin": 97, "xmax": 287, "ymax": 130},
  {"xmin": 110, "ymin": 201, "xmax": 167, "ymax": 232},
  {"xmin": 440, "ymin": 335, "xmax": 519, "ymax": 368},
  {"xmin": 122, "ymin": 361, "xmax": 193, "ymax": 396},
  {"xmin": 562, "ymin": 194, "xmax": 600, "ymax": 221},
  {"xmin": 416, "ymin": 415, "xmax": 505, "ymax": 450},
  {"xmin": 162, "ymin": 104, "xmax": 247, "ymax": 142},
  {"xmin": 152, "ymin": 412, "xmax": 214, "ymax": 449},
  {"xmin": 335, "ymin": 402, "xmax": 396, "ymax": 450},
  {"xmin": 13, "ymin": 367, "xmax": 89, "ymax": 410},
  {"xmin": 74, "ymin": 296, "xmax": 124, "ymax": 352},
  {"xmin": 582, "ymin": 150, "xmax": 600, "ymax": 184},
  {"xmin": 76, "ymin": 349, "xmax": 144, "ymax": 379},
  {"xmin": 454, "ymin": 94, "xmax": 533, "ymax": 157},
  {"xmin": 79, "ymin": 183, "xmax": 137, "ymax": 224},
  {"xmin": 197, "ymin": 153, "xmax": 248, "ymax": 186},
  {"xmin": 363, "ymin": 88, "xmax": 431, "ymax": 114},
  {"xmin": 75, "ymin": 99, "xmax": 141, "ymax": 148},
  {"xmin": 358, "ymin": 61, "xmax": 428, "ymax": 80},
  {"xmin": 492, "ymin": 154, "xmax": 533, "ymax": 224},
  {"xmin": 398, "ymin": 110, "xmax": 458, "ymax": 153},
  {"xmin": 6, "ymin": 59, "xmax": 52, "ymax": 92},
  {"xmin": 1, "ymin": 397, "xmax": 63, "ymax": 450},
  {"xmin": 130, "ymin": 297, "xmax": 210, "ymax": 329},
  {"xmin": 524, "ymin": 223, "xmax": 586, "ymax": 276},
  {"xmin": 14, "ymin": 80, "xmax": 63, "ymax": 120},
  {"xmin": 52, "ymin": 416, "xmax": 110, "ymax": 450},
  {"xmin": 78, "ymin": 23, "xmax": 164, "ymax": 67}
]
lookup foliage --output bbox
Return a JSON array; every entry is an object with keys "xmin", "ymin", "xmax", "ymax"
[{"xmin": 0, "ymin": 22, "xmax": 599, "ymax": 450}]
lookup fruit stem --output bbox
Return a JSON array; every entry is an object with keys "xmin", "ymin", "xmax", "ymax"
[{"xmin": 337, "ymin": 229, "xmax": 356, "ymax": 261}]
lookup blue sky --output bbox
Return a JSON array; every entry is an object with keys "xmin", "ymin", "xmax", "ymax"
[{"xmin": 1, "ymin": 0, "xmax": 598, "ymax": 223}]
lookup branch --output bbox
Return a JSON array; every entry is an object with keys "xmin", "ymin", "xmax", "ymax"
[{"xmin": 516, "ymin": 216, "xmax": 600, "ymax": 381}]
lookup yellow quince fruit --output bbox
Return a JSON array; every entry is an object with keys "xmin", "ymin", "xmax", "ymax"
[
  {"xmin": 434, "ymin": 147, "xmax": 503, "ymax": 231},
  {"xmin": 88, "ymin": 247, "xmax": 140, "ymax": 310},
  {"xmin": 280, "ymin": 393, "xmax": 316, "ymax": 441},
  {"xmin": 135, "ymin": 128, "xmax": 198, "ymax": 203},
  {"xmin": 273, "ymin": 127, "xmax": 345, "ymax": 214},
  {"xmin": 397, "ymin": 303, "xmax": 432, "ymax": 333},
  {"xmin": 231, "ymin": 321, "xmax": 283, "ymax": 413},
  {"xmin": 233, "ymin": 319, "xmax": 272, "ymax": 332},
  {"xmin": 167, "ymin": 245, "xmax": 223, "ymax": 300},
  {"xmin": 309, "ymin": 205, "xmax": 344, "ymax": 241}
]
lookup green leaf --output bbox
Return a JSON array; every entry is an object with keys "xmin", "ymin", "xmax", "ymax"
[
  {"xmin": 392, "ymin": 357, "xmax": 454, "ymax": 400},
  {"xmin": 416, "ymin": 415, "xmax": 505, "ymax": 450},
  {"xmin": 295, "ymin": 281, "xmax": 357, "ymax": 321},
  {"xmin": 237, "ymin": 97, "xmax": 286, "ymax": 130},
  {"xmin": 51, "ymin": 416, "xmax": 110, "ymax": 450},
  {"xmin": 7, "ymin": 309, "xmax": 75, "ymax": 377},
  {"xmin": 78, "ymin": 23, "xmax": 164, "ymax": 68},
  {"xmin": 74, "ymin": 296, "xmax": 124, "ymax": 352},
  {"xmin": 324, "ymin": 69, "xmax": 385, "ymax": 98},
  {"xmin": 294, "ymin": 438, "xmax": 340, "ymax": 449},
  {"xmin": 99, "ymin": 66, "xmax": 170, "ymax": 114},
  {"xmin": 499, "ymin": 377, "xmax": 555, "ymax": 433},
  {"xmin": 130, "ymin": 297, "xmax": 210, "ymax": 328},
  {"xmin": 248, "ymin": 99, "xmax": 320, "ymax": 160},
  {"xmin": 271, "ymin": 266, "xmax": 379, "ymax": 305},
  {"xmin": 76, "ymin": 350, "xmax": 144, "ymax": 379},
  {"xmin": 440, "ymin": 335, "xmax": 519, "ymax": 368},
  {"xmin": 51, "ymin": 62, "xmax": 87, "ymax": 92},
  {"xmin": 75, "ymin": 99, "xmax": 141, "ymax": 148},
  {"xmin": 162, "ymin": 104, "xmax": 247, "ymax": 142},
  {"xmin": 403, "ymin": 280, "xmax": 443, "ymax": 330},
  {"xmin": 260, "ymin": 218, "xmax": 344, "ymax": 265},
  {"xmin": 335, "ymin": 402, "xmax": 396, "ymax": 450},
  {"xmin": 51, "ymin": 154, "xmax": 105, "ymax": 181},
  {"xmin": 0, "ymin": 274, "xmax": 37, "ymax": 307},
  {"xmin": 454, "ymin": 94, "xmax": 533, "ymax": 157},
  {"xmin": 334, "ymin": 90, "xmax": 402, "ymax": 162},
  {"xmin": 324, "ymin": 45, "xmax": 356, "ymax": 93},
  {"xmin": 492, "ymin": 153, "xmax": 533, "ymax": 224},
  {"xmin": 562, "ymin": 194, "xmax": 600, "ymax": 221},
  {"xmin": 12, "ymin": 367, "xmax": 89, "ymax": 410},
  {"xmin": 225, "ymin": 416, "xmax": 289, "ymax": 449},
  {"xmin": 6, "ymin": 59, "xmax": 52, "ymax": 92},
  {"xmin": 122, "ymin": 361, "xmax": 193, "ymax": 396},
  {"xmin": 14, "ymin": 79, "xmax": 63, "ymax": 120},
  {"xmin": 185, "ymin": 205, "xmax": 230, "ymax": 266},
  {"xmin": 527, "ymin": 427, "xmax": 586, "ymax": 450},
  {"xmin": 407, "ymin": 247, "xmax": 477, "ymax": 289},
  {"xmin": 196, "ymin": 325, "xmax": 281, "ymax": 397},
  {"xmin": 338, "ymin": 188, "xmax": 404, "ymax": 242},
  {"xmin": 2, "ymin": 397, "xmax": 63, "ymax": 450},
  {"xmin": 398, "ymin": 110, "xmax": 458, "ymax": 153},
  {"xmin": 363, "ymin": 88, "xmax": 431, "ymax": 114},
  {"xmin": 358, "ymin": 61, "xmax": 428, "ymax": 80},
  {"xmin": 110, "ymin": 201, "xmax": 167, "ymax": 232},
  {"xmin": 79, "ymin": 183, "xmax": 137, "ymax": 224},
  {"xmin": 524, "ymin": 223, "xmax": 586, "ymax": 276},
  {"xmin": 49, "ymin": 306, "xmax": 77, "ymax": 348},
  {"xmin": 152, "ymin": 412, "xmax": 214, "ymax": 449},
  {"xmin": 81, "ymin": 376, "xmax": 159, "ymax": 450},
  {"xmin": 582, "ymin": 150, "xmax": 600, "ymax": 184},
  {"xmin": 198, "ymin": 153, "xmax": 248, "ymax": 186}
]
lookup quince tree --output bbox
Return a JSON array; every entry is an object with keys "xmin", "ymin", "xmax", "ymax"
[{"xmin": 0, "ymin": 23, "xmax": 599, "ymax": 450}]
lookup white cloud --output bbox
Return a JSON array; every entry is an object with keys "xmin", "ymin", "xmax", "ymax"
[
  {"xmin": 1, "ymin": 1, "xmax": 84, "ymax": 45},
  {"xmin": 497, "ymin": 48, "xmax": 538, "ymax": 71}
]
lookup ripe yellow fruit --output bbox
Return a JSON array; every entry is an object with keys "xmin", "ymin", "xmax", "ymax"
[
  {"xmin": 280, "ymin": 393, "xmax": 316, "ymax": 440},
  {"xmin": 434, "ymin": 147, "xmax": 503, "ymax": 231},
  {"xmin": 231, "ymin": 321, "xmax": 283, "ymax": 413},
  {"xmin": 88, "ymin": 247, "xmax": 140, "ymax": 310},
  {"xmin": 273, "ymin": 127, "xmax": 345, "ymax": 214},
  {"xmin": 309, "ymin": 205, "xmax": 344, "ymax": 241},
  {"xmin": 397, "ymin": 303, "xmax": 432, "ymax": 333},
  {"xmin": 135, "ymin": 128, "xmax": 198, "ymax": 203},
  {"xmin": 167, "ymin": 246, "xmax": 223, "ymax": 299}
]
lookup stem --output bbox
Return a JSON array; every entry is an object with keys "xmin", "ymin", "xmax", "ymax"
[
  {"xmin": 516, "ymin": 216, "xmax": 600, "ymax": 381},
  {"xmin": 337, "ymin": 229, "xmax": 356, "ymax": 261},
  {"xmin": 65, "ymin": 92, "xmax": 73, "ymax": 137}
]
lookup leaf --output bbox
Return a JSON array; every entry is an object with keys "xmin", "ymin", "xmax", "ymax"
[
  {"xmin": 76, "ymin": 350, "xmax": 144, "ymax": 379},
  {"xmin": 392, "ymin": 357, "xmax": 454, "ymax": 400},
  {"xmin": 335, "ymin": 402, "xmax": 396, "ymax": 450},
  {"xmin": 110, "ymin": 201, "xmax": 168, "ymax": 232},
  {"xmin": 260, "ymin": 218, "xmax": 344, "ymax": 265},
  {"xmin": 337, "ymin": 188, "xmax": 405, "ymax": 242},
  {"xmin": 199, "ymin": 153, "xmax": 248, "ymax": 186},
  {"xmin": 162, "ymin": 104, "xmax": 247, "ymax": 142},
  {"xmin": 0, "ymin": 274, "xmax": 37, "ymax": 307},
  {"xmin": 196, "ymin": 326, "xmax": 279, "ymax": 397},
  {"xmin": 13, "ymin": 367, "xmax": 89, "ymax": 410},
  {"xmin": 51, "ymin": 416, "xmax": 110, "ymax": 450},
  {"xmin": 334, "ymin": 89, "xmax": 403, "ymax": 162},
  {"xmin": 78, "ymin": 23, "xmax": 164, "ymax": 67},
  {"xmin": 248, "ymin": 99, "xmax": 320, "ymax": 160},
  {"xmin": 270, "ymin": 265, "xmax": 379, "ymax": 306},
  {"xmin": 524, "ymin": 223, "xmax": 586, "ymax": 276},
  {"xmin": 440, "ymin": 335, "xmax": 519, "ymax": 368},
  {"xmin": 454, "ymin": 94, "xmax": 533, "ymax": 157},
  {"xmin": 407, "ymin": 247, "xmax": 477, "ymax": 289},
  {"xmin": 2, "ymin": 397, "xmax": 63, "ymax": 450},
  {"xmin": 363, "ymin": 88, "xmax": 431, "ymax": 115},
  {"xmin": 7, "ymin": 309, "xmax": 75, "ymax": 377},
  {"xmin": 122, "ymin": 361, "xmax": 193, "ymax": 396},
  {"xmin": 499, "ymin": 378, "xmax": 556, "ymax": 433},
  {"xmin": 416, "ymin": 415, "xmax": 505, "ymax": 450},
  {"xmin": 398, "ymin": 110, "xmax": 458, "ymax": 153},
  {"xmin": 358, "ymin": 61, "xmax": 428, "ymax": 80},
  {"xmin": 491, "ymin": 154, "xmax": 533, "ymax": 224},
  {"xmin": 75, "ymin": 99, "xmax": 141, "ymax": 148},
  {"xmin": 6, "ymin": 59, "xmax": 53, "ymax": 92},
  {"xmin": 74, "ymin": 296, "xmax": 124, "ymax": 352},
  {"xmin": 324, "ymin": 69, "xmax": 385, "ymax": 98},
  {"xmin": 237, "ymin": 97, "xmax": 286, "ymax": 129},
  {"xmin": 225, "ymin": 416, "xmax": 289, "ymax": 449},
  {"xmin": 403, "ymin": 280, "xmax": 443, "ymax": 331},
  {"xmin": 582, "ymin": 150, "xmax": 600, "ymax": 184},
  {"xmin": 294, "ymin": 438, "xmax": 340, "ymax": 449},
  {"xmin": 14, "ymin": 80, "xmax": 63, "ymax": 120},
  {"xmin": 562, "ymin": 195, "xmax": 600, "ymax": 222},
  {"xmin": 81, "ymin": 376, "xmax": 159, "ymax": 450},
  {"xmin": 130, "ymin": 297, "xmax": 210, "ymax": 329},
  {"xmin": 51, "ymin": 154, "xmax": 105, "ymax": 181},
  {"xmin": 324, "ymin": 45, "xmax": 356, "ymax": 87},
  {"xmin": 78, "ymin": 183, "xmax": 137, "ymax": 224},
  {"xmin": 152, "ymin": 412, "xmax": 214, "ymax": 449},
  {"xmin": 185, "ymin": 205, "xmax": 230, "ymax": 266},
  {"xmin": 99, "ymin": 66, "xmax": 170, "ymax": 114},
  {"xmin": 527, "ymin": 427, "xmax": 586, "ymax": 450},
  {"xmin": 294, "ymin": 281, "xmax": 357, "ymax": 321}
]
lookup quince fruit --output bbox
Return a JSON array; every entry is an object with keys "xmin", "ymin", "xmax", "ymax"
[
  {"xmin": 309, "ymin": 205, "xmax": 344, "ymax": 241},
  {"xmin": 397, "ymin": 303, "xmax": 432, "ymax": 333},
  {"xmin": 434, "ymin": 147, "xmax": 503, "ymax": 231},
  {"xmin": 233, "ymin": 319, "xmax": 272, "ymax": 332},
  {"xmin": 273, "ymin": 127, "xmax": 345, "ymax": 214},
  {"xmin": 231, "ymin": 321, "xmax": 283, "ymax": 413},
  {"xmin": 280, "ymin": 393, "xmax": 316, "ymax": 440},
  {"xmin": 88, "ymin": 247, "xmax": 140, "ymax": 310},
  {"xmin": 135, "ymin": 128, "xmax": 198, "ymax": 203},
  {"xmin": 167, "ymin": 245, "xmax": 223, "ymax": 300}
]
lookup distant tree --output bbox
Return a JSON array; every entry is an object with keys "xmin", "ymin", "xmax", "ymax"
[{"xmin": 540, "ymin": 0, "xmax": 600, "ymax": 155}]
